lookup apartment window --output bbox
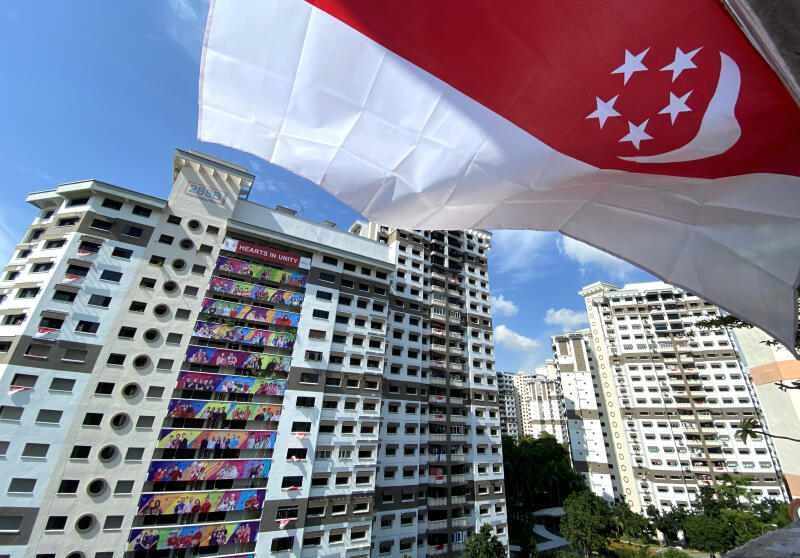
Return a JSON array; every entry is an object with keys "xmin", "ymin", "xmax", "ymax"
[
  {"xmin": 312, "ymin": 309, "xmax": 329, "ymax": 319},
  {"xmin": 296, "ymin": 396, "xmax": 315, "ymax": 407},
  {"xmin": 90, "ymin": 218, "xmax": 113, "ymax": 231},
  {"xmin": 83, "ymin": 412, "xmax": 102, "ymax": 426},
  {"xmin": 308, "ymin": 329, "xmax": 326, "ymax": 340},
  {"xmin": 11, "ymin": 373, "xmax": 37, "ymax": 389},
  {"xmin": 319, "ymin": 272, "xmax": 336, "ymax": 283},
  {"xmin": 316, "ymin": 290, "xmax": 333, "ymax": 300},
  {"xmin": 21, "ymin": 443, "xmax": 49, "ymax": 459},
  {"xmin": 281, "ymin": 476, "xmax": 303, "ymax": 489},
  {"xmin": 271, "ymin": 537, "xmax": 294, "ymax": 552},
  {"xmin": 88, "ymin": 294, "xmax": 111, "ymax": 308},
  {"xmin": 17, "ymin": 287, "xmax": 40, "ymax": 299},
  {"xmin": 8, "ymin": 478, "xmax": 36, "ymax": 494},
  {"xmin": 191, "ymin": 264, "xmax": 206, "ymax": 275},
  {"xmin": 107, "ymin": 353, "xmax": 125, "ymax": 366},
  {"xmin": 43, "ymin": 239, "xmax": 65, "ymax": 249},
  {"xmin": 70, "ymin": 446, "xmax": 90, "ymax": 459},
  {"xmin": 49, "ymin": 377, "xmax": 75, "ymax": 392},
  {"xmin": 103, "ymin": 515, "xmax": 124, "ymax": 531},
  {"xmin": 166, "ymin": 214, "xmax": 181, "ymax": 224},
  {"xmin": 45, "ymin": 516, "xmax": 67, "ymax": 531},
  {"xmin": 31, "ymin": 262, "xmax": 53, "ymax": 273},
  {"xmin": 3, "ymin": 313, "xmax": 26, "ymax": 326},
  {"xmin": 291, "ymin": 422, "xmax": 311, "ymax": 433},
  {"xmin": 322, "ymin": 256, "xmax": 338, "ymax": 265},
  {"xmin": 95, "ymin": 382, "xmax": 114, "ymax": 395},
  {"xmin": 114, "ymin": 480, "xmax": 134, "ymax": 495},
  {"xmin": 38, "ymin": 316, "xmax": 64, "ymax": 330},
  {"xmin": 305, "ymin": 350, "xmax": 323, "ymax": 362},
  {"xmin": 100, "ymin": 270, "xmax": 122, "ymax": 283},
  {"xmin": 52, "ymin": 289, "xmax": 77, "ymax": 302},
  {"xmin": 146, "ymin": 386, "xmax": 164, "ymax": 399},
  {"xmin": 118, "ymin": 326, "xmax": 136, "ymax": 339},
  {"xmin": 121, "ymin": 225, "xmax": 143, "ymax": 238},
  {"xmin": 300, "ymin": 372, "xmax": 319, "ymax": 384},
  {"xmin": 132, "ymin": 205, "xmax": 152, "ymax": 217},
  {"xmin": 0, "ymin": 406, "xmax": 23, "ymax": 422},
  {"xmin": 125, "ymin": 447, "xmax": 145, "ymax": 462},
  {"xmin": 102, "ymin": 198, "xmax": 123, "ymax": 210}
]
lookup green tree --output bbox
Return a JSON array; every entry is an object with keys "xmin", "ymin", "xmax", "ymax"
[
  {"xmin": 560, "ymin": 490, "xmax": 613, "ymax": 555},
  {"xmin": 646, "ymin": 505, "xmax": 687, "ymax": 546},
  {"xmin": 612, "ymin": 500, "xmax": 649, "ymax": 541},
  {"xmin": 721, "ymin": 508, "xmax": 763, "ymax": 549},
  {"xmin": 735, "ymin": 417, "xmax": 800, "ymax": 443},
  {"xmin": 463, "ymin": 524, "xmax": 506, "ymax": 558},
  {"xmin": 683, "ymin": 513, "xmax": 733, "ymax": 554}
]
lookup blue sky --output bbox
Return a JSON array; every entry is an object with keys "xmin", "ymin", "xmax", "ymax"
[{"xmin": 0, "ymin": 1, "xmax": 654, "ymax": 372}]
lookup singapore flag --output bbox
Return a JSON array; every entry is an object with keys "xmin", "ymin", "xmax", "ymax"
[{"xmin": 199, "ymin": 0, "xmax": 800, "ymax": 350}]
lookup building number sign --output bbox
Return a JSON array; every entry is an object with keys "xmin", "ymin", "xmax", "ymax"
[{"xmin": 185, "ymin": 183, "xmax": 225, "ymax": 205}]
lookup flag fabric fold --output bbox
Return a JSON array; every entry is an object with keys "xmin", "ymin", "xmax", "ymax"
[{"xmin": 199, "ymin": 0, "xmax": 800, "ymax": 350}]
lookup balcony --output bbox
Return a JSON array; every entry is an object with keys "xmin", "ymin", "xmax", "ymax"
[
  {"xmin": 430, "ymin": 394, "xmax": 447, "ymax": 404},
  {"xmin": 449, "ymin": 396, "xmax": 464, "ymax": 405},
  {"xmin": 430, "ymin": 376, "xmax": 447, "ymax": 386},
  {"xmin": 450, "ymin": 474, "xmax": 467, "ymax": 483},
  {"xmin": 428, "ymin": 496, "xmax": 448, "ymax": 507},
  {"xmin": 450, "ymin": 415, "xmax": 467, "ymax": 423},
  {"xmin": 427, "ymin": 544, "xmax": 447, "ymax": 556},
  {"xmin": 449, "ymin": 331, "xmax": 462, "ymax": 340},
  {"xmin": 452, "ymin": 517, "xmax": 468, "ymax": 528},
  {"xmin": 428, "ymin": 519, "xmax": 448, "ymax": 531}
]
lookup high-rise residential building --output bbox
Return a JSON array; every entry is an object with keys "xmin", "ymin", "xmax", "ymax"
[
  {"xmin": 349, "ymin": 222, "xmax": 508, "ymax": 556},
  {"xmin": 496, "ymin": 371, "xmax": 521, "ymax": 440},
  {"xmin": 0, "ymin": 149, "xmax": 507, "ymax": 558},
  {"xmin": 513, "ymin": 366, "xmax": 567, "ymax": 444},
  {"xmin": 552, "ymin": 281, "xmax": 787, "ymax": 514},
  {"xmin": 551, "ymin": 330, "xmax": 617, "ymax": 501},
  {"xmin": 734, "ymin": 326, "xmax": 800, "ymax": 499}
]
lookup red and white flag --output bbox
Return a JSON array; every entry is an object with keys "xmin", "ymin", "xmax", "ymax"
[
  {"xmin": 199, "ymin": 0, "xmax": 800, "ymax": 350},
  {"xmin": 34, "ymin": 327, "xmax": 58, "ymax": 338},
  {"xmin": 8, "ymin": 386, "xmax": 30, "ymax": 395},
  {"xmin": 278, "ymin": 518, "xmax": 292, "ymax": 529},
  {"xmin": 63, "ymin": 274, "xmax": 83, "ymax": 283}
]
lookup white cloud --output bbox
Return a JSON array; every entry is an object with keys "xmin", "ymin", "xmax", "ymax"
[
  {"xmin": 494, "ymin": 325, "xmax": 541, "ymax": 353},
  {"xmin": 164, "ymin": 0, "xmax": 210, "ymax": 61},
  {"xmin": 489, "ymin": 230, "xmax": 556, "ymax": 274},
  {"xmin": 490, "ymin": 294, "xmax": 518, "ymax": 317},
  {"xmin": 544, "ymin": 308, "xmax": 589, "ymax": 331},
  {"xmin": 557, "ymin": 236, "xmax": 636, "ymax": 280}
]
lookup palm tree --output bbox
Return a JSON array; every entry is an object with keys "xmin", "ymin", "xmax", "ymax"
[{"xmin": 735, "ymin": 418, "xmax": 800, "ymax": 443}]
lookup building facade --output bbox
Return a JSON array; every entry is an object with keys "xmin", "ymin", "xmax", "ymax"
[
  {"xmin": 734, "ymin": 326, "xmax": 800, "ymax": 499},
  {"xmin": 552, "ymin": 281, "xmax": 787, "ymax": 514},
  {"xmin": 496, "ymin": 371, "xmax": 520, "ymax": 441},
  {"xmin": 0, "ymin": 150, "xmax": 507, "ymax": 558},
  {"xmin": 513, "ymin": 366, "xmax": 567, "ymax": 444},
  {"xmin": 350, "ymin": 222, "xmax": 508, "ymax": 556}
]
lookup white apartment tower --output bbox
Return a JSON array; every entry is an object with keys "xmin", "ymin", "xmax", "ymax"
[
  {"xmin": 495, "ymin": 371, "xmax": 520, "ymax": 440},
  {"xmin": 349, "ymin": 222, "xmax": 509, "ymax": 556},
  {"xmin": 513, "ymin": 367, "xmax": 567, "ymax": 444},
  {"xmin": 552, "ymin": 281, "xmax": 786, "ymax": 514},
  {"xmin": 0, "ymin": 150, "xmax": 506, "ymax": 558}
]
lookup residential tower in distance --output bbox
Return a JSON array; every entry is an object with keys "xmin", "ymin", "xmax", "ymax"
[{"xmin": 552, "ymin": 281, "xmax": 787, "ymax": 514}]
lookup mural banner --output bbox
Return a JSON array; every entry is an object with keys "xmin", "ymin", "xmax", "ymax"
[
  {"xmin": 167, "ymin": 399, "xmax": 282, "ymax": 422},
  {"xmin": 128, "ymin": 521, "xmax": 259, "ymax": 550},
  {"xmin": 215, "ymin": 255, "xmax": 307, "ymax": 287},
  {"xmin": 193, "ymin": 321, "xmax": 295, "ymax": 350},
  {"xmin": 176, "ymin": 372, "xmax": 286, "ymax": 395},
  {"xmin": 157, "ymin": 428, "xmax": 276, "ymax": 450},
  {"xmin": 137, "ymin": 489, "xmax": 265, "ymax": 515},
  {"xmin": 200, "ymin": 298, "xmax": 300, "ymax": 327},
  {"xmin": 147, "ymin": 459, "xmax": 270, "ymax": 482},
  {"xmin": 209, "ymin": 276, "xmax": 304, "ymax": 306},
  {"xmin": 185, "ymin": 345, "xmax": 291, "ymax": 371}
]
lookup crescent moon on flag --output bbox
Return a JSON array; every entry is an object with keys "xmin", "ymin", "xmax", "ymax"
[{"xmin": 619, "ymin": 52, "xmax": 741, "ymax": 163}]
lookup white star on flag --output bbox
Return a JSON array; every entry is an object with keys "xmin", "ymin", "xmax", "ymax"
[
  {"xmin": 611, "ymin": 48, "xmax": 649, "ymax": 84},
  {"xmin": 661, "ymin": 47, "xmax": 702, "ymax": 81},
  {"xmin": 619, "ymin": 119, "xmax": 653, "ymax": 149},
  {"xmin": 659, "ymin": 91, "xmax": 693, "ymax": 124},
  {"xmin": 586, "ymin": 95, "xmax": 621, "ymax": 129}
]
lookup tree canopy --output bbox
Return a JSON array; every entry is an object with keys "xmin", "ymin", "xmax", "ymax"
[
  {"xmin": 560, "ymin": 490, "xmax": 614, "ymax": 555},
  {"xmin": 463, "ymin": 524, "xmax": 506, "ymax": 558}
]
